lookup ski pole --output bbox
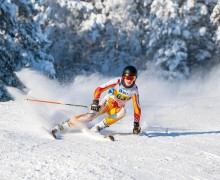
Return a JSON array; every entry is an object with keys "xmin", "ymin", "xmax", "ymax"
[{"xmin": 24, "ymin": 98, "xmax": 89, "ymax": 108}]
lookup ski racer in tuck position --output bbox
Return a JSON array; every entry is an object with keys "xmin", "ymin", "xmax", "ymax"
[{"xmin": 51, "ymin": 65, "xmax": 141, "ymax": 138}]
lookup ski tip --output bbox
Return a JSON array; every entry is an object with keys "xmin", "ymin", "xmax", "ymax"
[
  {"xmin": 51, "ymin": 130, "xmax": 57, "ymax": 139},
  {"xmin": 105, "ymin": 135, "xmax": 115, "ymax": 141}
]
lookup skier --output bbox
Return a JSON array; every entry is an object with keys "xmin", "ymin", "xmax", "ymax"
[{"xmin": 51, "ymin": 65, "xmax": 141, "ymax": 138}]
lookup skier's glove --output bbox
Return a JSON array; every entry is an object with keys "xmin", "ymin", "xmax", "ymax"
[
  {"xmin": 133, "ymin": 122, "xmax": 141, "ymax": 134},
  {"xmin": 91, "ymin": 99, "xmax": 101, "ymax": 112}
]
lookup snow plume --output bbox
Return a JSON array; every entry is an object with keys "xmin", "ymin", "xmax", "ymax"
[
  {"xmin": 8, "ymin": 69, "xmax": 112, "ymax": 131},
  {"xmin": 139, "ymin": 67, "xmax": 220, "ymax": 131}
]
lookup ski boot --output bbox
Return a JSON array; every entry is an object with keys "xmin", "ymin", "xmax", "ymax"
[
  {"xmin": 90, "ymin": 120, "xmax": 108, "ymax": 132},
  {"xmin": 51, "ymin": 120, "xmax": 71, "ymax": 139}
]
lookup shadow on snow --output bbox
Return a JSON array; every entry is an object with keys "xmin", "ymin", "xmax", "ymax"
[
  {"xmin": 111, "ymin": 127, "xmax": 220, "ymax": 138},
  {"xmin": 141, "ymin": 131, "xmax": 220, "ymax": 138}
]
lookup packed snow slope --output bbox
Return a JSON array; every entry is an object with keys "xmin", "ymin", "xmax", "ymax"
[{"xmin": 1, "ymin": 69, "xmax": 220, "ymax": 180}]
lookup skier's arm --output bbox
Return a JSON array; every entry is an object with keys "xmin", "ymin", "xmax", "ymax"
[
  {"xmin": 132, "ymin": 93, "xmax": 141, "ymax": 134},
  {"xmin": 91, "ymin": 78, "xmax": 120, "ymax": 111},
  {"xmin": 94, "ymin": 78, "xmax": 120, "ymax": 100}
]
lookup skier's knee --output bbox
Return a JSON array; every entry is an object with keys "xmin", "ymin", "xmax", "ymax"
[{"xmin": 105, "ymin": 108, "xmax": 126, "ymax": 126}]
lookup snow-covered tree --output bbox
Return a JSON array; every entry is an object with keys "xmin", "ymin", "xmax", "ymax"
[
  {"xmin": 144, "ymin": 0, "xmax": 217, "ymax": 79},
  {"xmin": 144, "ymin": 0, "xmax": 189, "ymax": 79},
  {"xmin": 211, "ymin": 0, "xmax": 220, "ymax": 63},
  {"xmin": 87, "ymin": 0, "xmax": 144, "ymax": 75},
  {"xmin": 0, "ymin": 0, "xmax": 55, "ymax": 101},
  {"xmin": 181, "ymin": 1, "xmax": 217, "ymax": 72}
]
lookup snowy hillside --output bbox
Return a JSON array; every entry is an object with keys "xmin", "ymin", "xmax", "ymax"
[{"xmin": 1, "ymin": 69, "xmax": 220, "ymax": 179}]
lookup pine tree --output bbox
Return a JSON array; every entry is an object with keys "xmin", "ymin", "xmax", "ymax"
[
  {"xmin": 145, "ymin": 0, "xmax": 189, "ymax": 79},
  {"xmin": 181, "ymin": 0, "xmax": 216, "ymax": 72},
  {"xmin": 0, "ymin": 1, "xmax": 22, "ymax": 100},
  {"xmin": 0, "ymin": 0, "xmax": 55, "ymax": 101},
  {"xmin": 211, "ymin": 0, "xmax": 220, "ymax": 63},
  {"xmin": 145, "ymin": 0, "xmax": 217, "ymax": 79}
]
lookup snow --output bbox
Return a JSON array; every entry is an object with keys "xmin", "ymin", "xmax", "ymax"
[
  {"xmin": 1, "ymin": 69, "xmax": 220, "ymax": 179},
  {"xmin": 217, "ymin": 26, "xmax": 220, "ymax": 41},
  {"xmin": 199, "ymin": 27, "xmax": 207, "ymax": 36},
  {"xmin": 200, "ymin": 5, "xmax": 208, "ymax": 15}
]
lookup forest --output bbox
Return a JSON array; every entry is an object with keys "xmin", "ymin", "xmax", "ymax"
[{"xmin": 0, "ymin": 0, "xmax": 220, "ymax": 101}]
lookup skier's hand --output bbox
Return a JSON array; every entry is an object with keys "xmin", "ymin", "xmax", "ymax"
[
  {"xmin": 91, "ymin": 99, "xmax": 101, "ymax": 112},
  {"xmin": 133, "ymin": 122, "xmax": 141, "ymax": 134}
]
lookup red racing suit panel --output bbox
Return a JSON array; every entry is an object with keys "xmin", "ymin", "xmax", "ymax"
[
  {"xmin": 94, "ymin": 78, "xmax": 120, "ymax": 99},
  {"xmin": 132, "ymin": 93, "xmax": 141, "ymax": 123}
]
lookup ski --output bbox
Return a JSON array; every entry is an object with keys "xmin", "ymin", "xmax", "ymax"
[
  {"xmin": 51, "ymin": 129, "xmax": 57, "ymax": 139},
  {"xmin": 81, "ymin": 128, "xmax": 115, "ymax": 141},
  {"xmin": 51, "ymin": 128, "xmax": 115, "ymax": 141}
]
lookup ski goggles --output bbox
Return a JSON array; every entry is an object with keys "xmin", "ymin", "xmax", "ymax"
[{"xmin": 122, "ymin": 74, "xmax": 137, "ymax": 81}]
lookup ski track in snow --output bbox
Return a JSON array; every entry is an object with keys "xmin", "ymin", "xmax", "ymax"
[{"xmin": 1, "ymin": 70, "xmax": 220, "ymax": 179}]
